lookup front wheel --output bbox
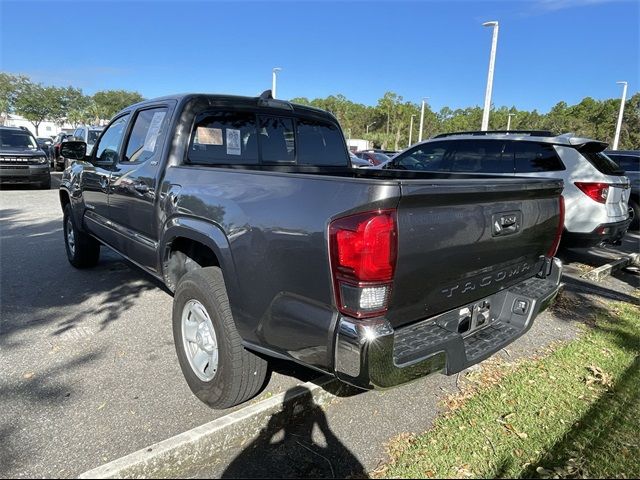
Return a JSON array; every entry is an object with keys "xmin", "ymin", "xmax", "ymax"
[
  {"xmin": 172, "ymin": 267, "xmax": 268, "ymax": 409},
  {"xmin": 63, "ymin": 203, "xmax": 100, "ymax": 268}
]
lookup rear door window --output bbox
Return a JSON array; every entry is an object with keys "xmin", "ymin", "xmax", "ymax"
[
  {"xmin": 188, "ymin": 112, "xmax": 258, "ymax": 165},
  {"xmin": 512, "ymin": 142, "xmax": 565, "ymax": 172},
  {"xmin": 123, "ymin": 107, "xmax": 168, "ymax": 163},
  {"xmin": 297, "ymin": 118, "xmax": 348, "ymax": 166},
  {"xmin": 258, "ymin": 116, "xmax": 295, "ymax": 164},
  {"xmin": 447, "ymin": 140, "xmax": 512, "ymax": 173}
]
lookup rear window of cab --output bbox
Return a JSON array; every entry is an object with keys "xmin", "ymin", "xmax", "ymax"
[{"xmin": 187, "ymin": 111, "xmax": 348, "ymax": 167}]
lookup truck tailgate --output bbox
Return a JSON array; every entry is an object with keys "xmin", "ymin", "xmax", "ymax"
[{"xmin": 387, "ymin": 177, "xmax": 563, "ymax": 328}]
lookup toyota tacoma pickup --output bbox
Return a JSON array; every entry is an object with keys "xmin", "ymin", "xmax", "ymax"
[{"xmin": 59, "ymin": 92, "xmax": 564, "ymax": 408}]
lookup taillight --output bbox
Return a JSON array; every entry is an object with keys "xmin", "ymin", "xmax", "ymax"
[
  {"xmin": 329, "ymin": 209, "xmax": 397, "ymax": 318},
  {"xmin": 547, "ymin": 195, "xmax": 565, "ymax": 258},
  {"xmin": 574, "ymin": 182, "xmax": 609, "ymax": 204}
]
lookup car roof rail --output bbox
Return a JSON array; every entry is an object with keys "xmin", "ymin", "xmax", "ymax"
[{"xmin": 433, "ymin": 130, "xmax": 555, "ymax": 138}]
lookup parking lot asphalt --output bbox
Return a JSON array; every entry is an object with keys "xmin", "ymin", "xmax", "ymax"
[
  {"xmin": 0, "ymin": 175, "xmax": 315, "ymax": 478},
  {"xmin": 1, "ymin": 174, "xmax": 638, "ymax": 478}
]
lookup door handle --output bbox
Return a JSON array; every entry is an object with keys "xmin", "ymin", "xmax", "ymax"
[{"xmin": 134, "ymin": 182, "xmax": 149, "ymax": 193}]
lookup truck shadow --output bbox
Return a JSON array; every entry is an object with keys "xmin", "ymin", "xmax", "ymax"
[
  {"xmin": 222, "ymin": 386, "xmax": 367, "ymax": 479},
  {"xmin": 0, "ymin": 209, "xmax": 165, "ymax": 350}
]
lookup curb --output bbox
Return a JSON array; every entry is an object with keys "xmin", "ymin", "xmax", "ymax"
[
  {"xmin": 79, "ymin": 376, "xmax": 341, "ymax": 479},
  {"xmin": 582, "ymin": 252, "xmax": 640, "ymax": 282}
]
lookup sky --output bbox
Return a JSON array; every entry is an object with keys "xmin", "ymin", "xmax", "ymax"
[{"xmin": 1, "ymin": 0, "xmax": 638, "ymax": 113}]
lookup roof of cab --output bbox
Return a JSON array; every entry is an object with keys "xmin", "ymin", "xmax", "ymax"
[{"xmin": 118, "ymin": 91, "xmax": 335, "ymax": 120}]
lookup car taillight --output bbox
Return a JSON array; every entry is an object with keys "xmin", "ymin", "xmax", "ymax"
[
  {"xmin": 329, "ymin": 209, "xmax": 397, "ymax": 318},
  {"xmin": 547, "ymin": 195, "xmax": 565, "ymax": 258},
  {"xmin": 574, "ymin": 182, "xmax": 609, "ymax": 204}
]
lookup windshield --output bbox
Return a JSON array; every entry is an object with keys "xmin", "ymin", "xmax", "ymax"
[
  {"xmin": 88, "ymin": 130, "xmax": 102, "ymax": 144},
  {"xmin": 374, "ymin": 153, "xmax": 390, "ymax": 162},
  {"xmin": 0, "ymin": 130, "xmax": 38, "ymax": 149}
]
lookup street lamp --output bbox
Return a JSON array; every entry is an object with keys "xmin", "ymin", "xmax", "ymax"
[
  {"xmin": 408, "ymin": 114, "xmax": 416, "ymax": 147},
  {"xmin": 272, "ymin": 67, "xmax": 282, "ymax": 99},
  {"xmin": 366, "ymin": 121, "xmax": 377, "ymax": 134},
  {"xmin": 507, "ymin": 113, "xmax": 516, "ymax": 131},
  {"xmin": 418, "ymin": 97, "xmax": 429, "ymax": 142},
  {"xmin": 612, "ymin": 81, "xmax": 628, "ymax": 150},
  {"xmin": 481, "ymin": 21, "xmax": 499, "ymax": 131}
]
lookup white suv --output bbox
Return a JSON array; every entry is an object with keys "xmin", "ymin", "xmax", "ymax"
[
  {"xmin": 72, "ymin": 125, "xmax": 104, "ymax": 157},
  {"xmin": 383, "ymin": 130, "xmax": 631, "ymax": 247}
]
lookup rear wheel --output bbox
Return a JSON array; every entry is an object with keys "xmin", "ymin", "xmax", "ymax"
[
  {"xmin": 63, "ymin": 203, "xmax": 100, "ymax": 268},
  {"xmin": 172, "ymin": 267, "xmax": 268, "ymax": 409}
]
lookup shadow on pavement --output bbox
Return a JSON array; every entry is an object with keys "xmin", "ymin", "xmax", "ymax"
[{"xmin": 222, "ymin": 386, "xmax": 367, "ymax": 479}]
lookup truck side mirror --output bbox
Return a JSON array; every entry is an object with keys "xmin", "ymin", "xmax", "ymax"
[{"xmin": 60, "ymin": 141, "xmax": 87, "ymax": 161}]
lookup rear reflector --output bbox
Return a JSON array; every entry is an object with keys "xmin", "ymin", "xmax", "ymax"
[
  {"xmin": 547, "ymin": 195, "xmax": 565, "ymax": 258},
  {"xmin": 575, "ymin": 182, "xmax": 609, "ymax": 204},
  {"xmin": 329, "ymin": 209, "xmax": 397, "ymax": 318}
]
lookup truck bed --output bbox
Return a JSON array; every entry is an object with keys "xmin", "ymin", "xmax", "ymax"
[{"xmin": 164, "ymin": 164, "xmax": 562, "ymax": 368}]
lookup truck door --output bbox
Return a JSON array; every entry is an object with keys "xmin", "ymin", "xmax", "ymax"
[
  {"xmin": 107, "ymin": 105, "xmax": 172, "ymax": 272},
  {"xmin": 81, "ymin": 114, "xmax": 129, "ymax": 247}
]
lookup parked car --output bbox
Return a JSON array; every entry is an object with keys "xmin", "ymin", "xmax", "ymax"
[
  {"xmin": 71, "ymin": 125, "xmax": 104, "ymax": 166},
  {"xmin": 355, "ymin": 151, "xmax": 390, "ymax": 166},
  {"xmin": 0, "ymin": 126, "xmax": 51, "ymax": 189},
  {"xmin": 350, "ymin": 152, "xmax": 372, "ymax": 168},
  {"xmin": 60, "ymin": 92, "xmax": 563, "ymax": 409},
  {"xmin": 36, "ymin": 137, "xmax": 54, "ymax": 161},
  {"xmin": 52, "ymin": 132, "xmax": 74, "ymax": 170},
  {"xmin": 605, "ymin": 150, "xmax": 639, "ymax": 230},
  {"xmin": 383, "ymin": 130, "xmax": 631, "ymax": 247}
]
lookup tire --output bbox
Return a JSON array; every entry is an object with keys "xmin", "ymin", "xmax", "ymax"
[
  {"xmin": 40, "ymin": 176, "xmax": 51, "ymax": 190},
  {"xmin": 63, "ymin": 203, "xmax": 100, "ymax": 268},
  {"xmin": 172, "ymin": 267, "xmax": 268, "ymax": 409},
  {"xmin": 629, "ymin": 199, "xmax": 639, "ymax": 231}
]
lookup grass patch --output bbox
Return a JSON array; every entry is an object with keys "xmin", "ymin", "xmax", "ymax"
[{"xmin": 377, "ymin": 300, "xmax": 640, "ymax": 479}]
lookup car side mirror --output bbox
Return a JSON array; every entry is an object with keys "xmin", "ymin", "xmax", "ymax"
[{"xmin": 60, "ymin": 141, "xmax": 87, "ymax": 161}]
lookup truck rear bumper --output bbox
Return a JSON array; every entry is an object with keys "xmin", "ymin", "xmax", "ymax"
[{"xmin": 334, "ymin": 257, "xmax": 562, "ymax": 390}]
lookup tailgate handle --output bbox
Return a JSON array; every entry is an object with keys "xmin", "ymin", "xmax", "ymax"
[{"xmin": 492, "ymin": 211, "xmax": 522, "ymax": 237}]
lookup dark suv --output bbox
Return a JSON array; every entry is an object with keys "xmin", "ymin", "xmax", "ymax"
[{"xmin": 0, "ymin": 126, "xmax": 51, "ymax": 189}]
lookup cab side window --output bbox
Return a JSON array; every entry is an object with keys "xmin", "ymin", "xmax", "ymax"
[
  {"xmin": 122, "ymin": 108, "xmax": 168, "ymax": 163},
  {"xmin": 94, "ymin": 115, "xmax": 129, "ymax": 164}
]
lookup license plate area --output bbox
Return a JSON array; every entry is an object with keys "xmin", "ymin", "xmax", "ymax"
[{"xmin": 437, "ymin": 298, "xmax": 492, "ymax": 336}]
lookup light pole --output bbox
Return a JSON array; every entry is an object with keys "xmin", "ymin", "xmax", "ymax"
[
  {"xmin": 507, "ymin": 113, "xmax": 516, "ymax": 131},
  {"xmin": 418, "ymin": 97, "xmax": 429, "ymax": 142},
  {"xmin": 481, "ymin": 21, "xmax": 499, "ymax": 131},
  {"xmin": 408, "ymin": 114, "xmax": 416, "ymax": 147},
  {"xmin": 366, "ymin": 121, "xmax": 376, "ymax": 134},
  {"xmin": 612, "ymin": 81, "xmax": 628, "ymax": 150},
  {"xmin": 272, "ymin": 67, "xmax": 282, "ymax": 99}
]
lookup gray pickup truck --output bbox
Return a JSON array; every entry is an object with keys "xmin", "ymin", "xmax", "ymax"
[{"xmin": 59, "ymin": 91, "xmax": 564, "ymax": 408}]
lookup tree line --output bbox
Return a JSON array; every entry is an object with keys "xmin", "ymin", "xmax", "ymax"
[
  {"xmin": 1, "ymin": 72, "xmax": 637, "ymax": 149},
  {"xmin": 0, "ymin": 73, "xmax": 144, "ymax": 135},
  {"xmin": 292, "ymin": 91, "xmax": 639, "ymax": 151}
]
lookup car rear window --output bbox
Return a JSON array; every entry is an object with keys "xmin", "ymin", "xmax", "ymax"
[
  {"xmin": 189, "ymin": 112, "xmax": 259, "ymax": 165},
  {"xmin": 297, "ymin": 118, "xmax": 348, "ymax": 166},
  {"xmin": 88, "ymin": 130, "xmax": 102, "ymax": 144},
  {"xmin": 513, "ymin": 142, "xmax": 565, "ymax": 172},
  {"xmin": 606, "ymin": 154, "xmax": 640, "ymax": 172},
  {"xmin": 581, "ymin": 151, "xmax": 624, "ymax": 176},
  {"xmin": 188, "ymin": 111, "xmax": 348, "ymax": 167}
]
